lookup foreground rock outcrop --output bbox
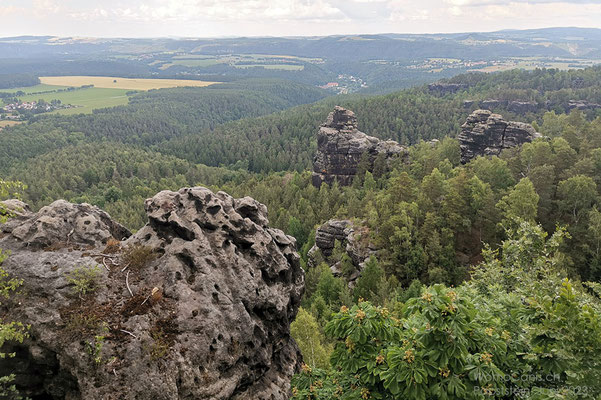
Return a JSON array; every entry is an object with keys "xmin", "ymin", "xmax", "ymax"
[
  {"xmin": 312, "ymin": 107, "xmax": 407, "ymax": 187},
  {"xmin": 0, "ymin": 187, "xmax": 304, "ymax": 400},
  {"xmin": 458, "ymin": 109, "xmax": 541, "ymax": 163}
]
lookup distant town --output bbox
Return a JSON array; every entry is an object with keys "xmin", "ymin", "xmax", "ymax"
[
  {"xmin": 319, "ymin": 74, "xmax": 368, "ymax": 94},
  {"xmin": 1, "ymin": 99, "xmax": 76, "ymax": 125}
]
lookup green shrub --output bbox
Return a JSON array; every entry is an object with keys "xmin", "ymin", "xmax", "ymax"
[
  {"xmin": 122, "ymin": 244, "xmax": 157, "ymax": 270},
  {"xmin": 64, "ymin": 265, "xmax": 102, "ymax": 297}
]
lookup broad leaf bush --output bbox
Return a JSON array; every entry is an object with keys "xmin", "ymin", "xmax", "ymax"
[{"xmin": 292, "ymin": 220, "xmax": 601, "ymax": 400}]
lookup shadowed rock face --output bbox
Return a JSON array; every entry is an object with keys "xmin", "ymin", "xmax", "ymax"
[
  {"xmin": 0, "ymin": 187, "xmax": 304, "ymax": 400},
  {"xmin": 307, "ymin": 219, "xmax": 374, "ymax": 286},
  {"xmin": 312, "ymin": 106, "xmax": 406, "ymax": 187},
  {"xmin": 458, "ymin": 109, "xmax": 541, "ymax": 164}
]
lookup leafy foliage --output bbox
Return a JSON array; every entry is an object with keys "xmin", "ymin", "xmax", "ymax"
[
  {"xmin": 0, "ymin": 180, "xmax": 29, "ymax": 400},
  {"xmin": 64, "ymin": 265, "xmax": 102, "ymax": 297},
  {"xmin": 292, "ymin": 221, "xmax": 601, "ymax": 400}
]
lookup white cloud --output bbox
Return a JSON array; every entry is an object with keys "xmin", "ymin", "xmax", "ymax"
[
  {"xmin": 33, "ymin": 0, "xmax": 61, "ymax": 14},
  {"xmin": 1, "ymin": 0, "xmax": 601, "ymax": 37},
  {"xmin": 0, "ymin": 6, "xmax": 20, "ymax": 16},
  {"xmin": 107, "ymin": 0, "xmax": 344, "ymax": 22}
]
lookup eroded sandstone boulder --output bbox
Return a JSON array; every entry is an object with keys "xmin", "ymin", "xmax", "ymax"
[
  {"xmin": 458, "ymin": 109, "xmax": 541, "ymax": 164},
  {"xmin": 0, "ymin": 199, "xmax": 31, "ymax": 218},
  {"xmin": 0, "ymin": 199, "xmax": 131, "ymax": 247},
  {"xmin": 312, "ymin": 106, "xmax": 407, "ymax": 187},
  {"xmin": 0, "ymin": 187, "xmax": 304, "ymax": 400}
]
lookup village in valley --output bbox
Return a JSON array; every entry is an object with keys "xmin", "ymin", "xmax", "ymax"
[
  {"xmin": 319, "ymin": 74, "xmax": 368, "ymax": 94},
  {"xmin": 0, "ymin": 99, "xmax": 76, "ymax": 128}
]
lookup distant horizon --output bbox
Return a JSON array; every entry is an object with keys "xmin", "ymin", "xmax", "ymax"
[
  {"xmin": 1, "ymin": 26, "xmax": 601, "ymax": 41},
  {"xmin": 1, "ymin": 0, "xmax": 601, "ymax": 38}
]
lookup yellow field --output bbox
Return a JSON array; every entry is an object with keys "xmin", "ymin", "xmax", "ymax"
[
  {"xmin": 39, "ymin": 76, "xmax": 219, "ymax": 91},
  {"xmin": 0, "ymin": 120, "xmax": 22, "ymax": 128}
]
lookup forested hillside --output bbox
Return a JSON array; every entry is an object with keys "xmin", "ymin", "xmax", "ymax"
[
  {"xmin": 3, "ymin": 68, "xmax": 601, "ymax": 224},
  {"xmin": 0, "ymin": 79, "xmax": 328, "ymax": 171},
  {"xmin": 3, "ymin": 66, "xmax": 601, "ymax": 399}
]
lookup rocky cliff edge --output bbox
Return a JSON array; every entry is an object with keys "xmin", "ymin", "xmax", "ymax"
[{"xmin": 0, "ymin": 187, "xmax": 304, "ymax": 400}]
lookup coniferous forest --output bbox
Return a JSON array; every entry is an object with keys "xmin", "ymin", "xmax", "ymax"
[{"xmin": 2, "ymin": 64, "xmax": 601, "ymax": 399}]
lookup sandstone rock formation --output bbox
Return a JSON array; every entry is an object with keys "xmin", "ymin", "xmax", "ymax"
[
  {"xmin": 568, "ymin": 99, "xmax": 601, "ymax": 111},
  {"xmin": 467, "ymin": 99, "xmax": 539, "ymax": 114},
  {"xmin": 312, "ymin": 106, "xmax": 406, "ymax": 187},
  {"xmin": 480, "ymin": 99, "xmax": 508, "ymax": 109},
  {"xmin": 308, "ymin": 219, "xmax": 373, "ymax": 285},
  {"xmin": 507, "ymin": 100, "xmax": 538, "ymax": 114},
  {"xmin": 458, "ymin": 109, "xmax": 541, "ymax": 164},
  {"xmin": 0, "ymin": 199, "xmax": 31, "ymax": 218},
  {"xmin": 1, "ymin": 199, "xmax": 131, "ymax": 248},
  {"xmin": 428, "ymin": 83, "xmax": 468, "ymax": 95},
  {"xmin": 0, "ymin": 187, "xmax": 304, "ymax": 400}
]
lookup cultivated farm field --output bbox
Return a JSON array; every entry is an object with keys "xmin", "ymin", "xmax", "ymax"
[
  {"xmin": 4, "ymin": 76, "xmax": 221, "ymax": 115},
  {"xmin": 0, "ymin": 120, "xmax": 22, "ymax": 128},
  {"xmin": 17, "ymin": 87, "xmax": 131, "ymax": 115},
  {"xmin": 39, "ymin": 76, "xmax": 219, "ymax": 90}
]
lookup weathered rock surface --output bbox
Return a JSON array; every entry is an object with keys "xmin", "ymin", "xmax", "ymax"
[
  {"xmin": 0, "ymin": 199, "xmax": 131, "ymax": 247},
  {"xmin": 0, "ymin": 187, "xmax": 304, "ymax": 400},
  {"xmin": 507, "ymin": 100, "xmax": 538, "ymax": 114},
  {"xmin": 312, "ymin": 106, "xmax": 407, "ymax": 187},
  {"xmin": 308, "ymin": 219, "xmax": 373, "ymax": 284},
  {"xmin": 458, "ymin": 109, "xmax": 541, "ymax": 163},
  {"xmin": 0, "ymin": 199, "xmax": 31, "ymax": 218},
  {"xmin": 568, "ymin": 99, "xmax": 601, "ymax": 110},
  {"xmin": 428, "ymin": 83, "xmax": 468, "ymax": 95},
  {"xmin": 480, "ymin": 99, "xmax": 508, "ymax": 109}
]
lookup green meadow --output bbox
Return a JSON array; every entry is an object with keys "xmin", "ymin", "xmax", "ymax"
[{"xmin": 17, "ymin": 87, "xmax": 130, "ymax": 115}]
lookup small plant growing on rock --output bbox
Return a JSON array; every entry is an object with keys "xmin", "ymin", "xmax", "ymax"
[
  {"xmin": 122, "ymin": 243, "xmax": 157, "ymax": 270},
  {"xmin": 148, "ymin": 329, "xmax": 170, "ymax": 361},
  {"xmin": 86, "ymin": 323, "xmax": 108, "ymax": 365},
  {"xmin": 64, "ymin": 265, "xmax": 102, "ymax": 297}
]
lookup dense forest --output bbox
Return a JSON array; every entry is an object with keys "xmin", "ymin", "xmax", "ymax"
[
  {"xmin": 3, "ymin": 66, "xmax": 601, "ymax": 399},
  {"xmin": 0, "ymin": 74, "xmax": 39, "ymax": 89},
  {"xmin": 0, "ymin": 79, "xmax": 328, "ymax": 171}
]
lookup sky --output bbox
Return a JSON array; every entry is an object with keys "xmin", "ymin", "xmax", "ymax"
[{"xmin": 0, "ymin": 0, "xmax": 600, "ymax": 38}]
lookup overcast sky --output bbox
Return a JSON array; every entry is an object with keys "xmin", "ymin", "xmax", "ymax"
[{"xmin": 1, "ymin": 0, "xmax": 600, "ymax": 38}]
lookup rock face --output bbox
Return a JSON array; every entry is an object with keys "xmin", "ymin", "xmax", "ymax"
[
  {"xmin": 312, "ymin": 106, "xmax": 406, "ymax": 187},
  {"xmin": 507, "ymin": 100, "xmax": 538, "ymax": 114},
  {"xmin": 480, "ymin": 99, "xmax": 508, "ymax": 109},
  {"xmin": 0, "ymin": 187, "xmax": 304, "ymax": 400},
  {"xmin": 428, "ymin": 83, "xmax": 468, "ymax": 95},
  {"xmin": 0, "ymin": 199, "xmax": 31, "ymax": 218},
  {"xmin": 1, "ymin": 199, "xmax": 131, "ymax": 247},
  {"xmin": 458, "ymin": 110, "xmax": 541, "ymax": 164},
  {"xmin": 568, "ymin": 100, "xmax": 601, "ymax": 111},
  {"xmin": 308, "ymin": 219, "xmax": 373, "ymax": 285}
]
